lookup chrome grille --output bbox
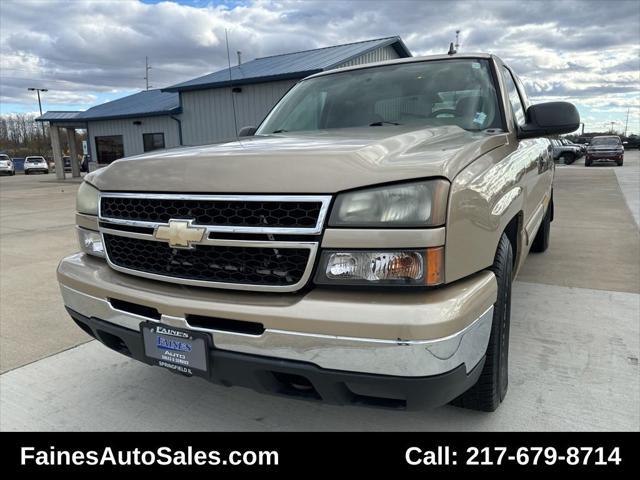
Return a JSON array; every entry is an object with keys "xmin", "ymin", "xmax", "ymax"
[{"xmin": 98, "ymin": 193, "xmax": 330, "ymax": 292}]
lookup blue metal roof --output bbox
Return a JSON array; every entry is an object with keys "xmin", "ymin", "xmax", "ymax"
[
  {"xmin": 37, "ymin": 90, "xmax": 180, "ymax": 123},
  {"xmin": 164, "ymin": 36, "xmax": 411, "ymax": 92},
  {"xmin": 74, "ymin": 89, "xmax": 180, "ymax": 121},
  {"xmin": 35, "ymin": 111, "xmax": 82, "ymax": 122}
]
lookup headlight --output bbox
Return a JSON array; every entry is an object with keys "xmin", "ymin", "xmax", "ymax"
[
  {"xmin": 329, "ymin": 179, "xmax": 449, "ymax": 227},
  {"xmin": 77, "ymin": 227, "xmax": 105, "ymax": 258},
  {"xmin": 76, "ymin": 182, "xmax": 99, "ymax": 215},
  {"xmin": 314, "ymin": 248, "xmax": 444, "ymax": 286}
]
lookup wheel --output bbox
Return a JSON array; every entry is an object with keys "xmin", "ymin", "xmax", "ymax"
[
  {"xmin": 452, "ymin": 233, "xmax": 513, "ymax": 412},
  {"xmin": 564, "ymin": 153, "xmax": 575, "ymax": 164},
  {"xmin": 617, "ymin": 158, "xmax": 623, "ymax": 166},
  {"xmin": 531, "ymin": 200, "xmax": 552, "ymax": 253},
  {"xmin": 24, "ymin": 170, "xmax": 29, "ymax": 175},
  {"xmin": 585, "ymin": 158, "xmax": 592, "ymax": 167},
  {"xmin": 44, "ymin": 170, "xmax": 49, "ymax": 174}
]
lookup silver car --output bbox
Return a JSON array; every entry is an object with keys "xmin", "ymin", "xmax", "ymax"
[
  {"xmin": 24, "ymin": 155, "xmax": 50, "ymax": 175},
  {"xmin": 550, "ymin": 139, "xmax": 580, "ymax": 164},
  {"xmin": 0, "ymin": 154, "xmax": 16, "ymax": 176}
]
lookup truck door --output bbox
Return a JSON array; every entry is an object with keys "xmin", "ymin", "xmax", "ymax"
[{"xmin": 501, "ymin": 66, "xmax": 552, "ymax": 246}]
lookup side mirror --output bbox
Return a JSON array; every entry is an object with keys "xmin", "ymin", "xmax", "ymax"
[
  {"xmin": 238, "ymin": 126, "xmax": 257, "ymax": 137},
  {"xmin": 518, "ymin": 102, "xmax": 580, "ymax": 139}
]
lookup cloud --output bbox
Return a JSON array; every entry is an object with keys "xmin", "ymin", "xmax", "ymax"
[{"xmin": 0, "ymin": 0, "xmax": 638, "ymax": 133}]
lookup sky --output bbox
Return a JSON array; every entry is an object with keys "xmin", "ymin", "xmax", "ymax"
[{"xmin": 1, "ymin": 0, "xmax": 638, "ymax": 134}]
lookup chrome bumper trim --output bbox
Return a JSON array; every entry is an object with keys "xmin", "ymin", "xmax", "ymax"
[{"xmin": 61, "ymin": 284, "xmax": 493, "ymax": 377}]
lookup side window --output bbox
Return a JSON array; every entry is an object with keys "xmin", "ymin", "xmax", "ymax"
[
  {"xmin": 501, "ymin": 67, "xmax": 526, "ymax": 127},
  {"xmin": 513, "ymin": 73, "xmax": 531, "ymax": 110}
]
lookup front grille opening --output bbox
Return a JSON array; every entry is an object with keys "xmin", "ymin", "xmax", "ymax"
[
  {"xmin": 109, "ymin": 298, "xmax": 161, "ymax": 320},
  {"xmin": 104, "ymin": 234, "xmax": 310, "ymax": 287},
  {"xmin": 187, "ymin": 315, "xmax": 265, "ymax": 335},
  {"xmin": 272, "ymin": 372, "xmax": 321, "ymax": 400},
  {"xmin": 101, "ymin": 197, "xmax": 322, "ymax": 228},
  {"xmin": 96, "ymin": 330, "xmax": 131, "ymax": 356},
  {"xmin": 73, "ymin": 318, "xmax": 96, "ymax": 339}
]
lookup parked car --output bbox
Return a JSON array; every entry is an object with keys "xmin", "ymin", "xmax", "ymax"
[
  {"xmin": 58, "ymin": 53, "xmax": 579, "ymax": 412},
  {"xmin": 0, "ymin": 154, "xmax": 16, "ymax": 176},
  {"xmin": 585, "ymin": 135, "xmax": 624, "ymax": 166},
  {"xmin": 623, "ymin": 135, "xmax": 640, "ymax": 149},
  {"xmin": 550, "ymin": 139, "xmax": 581, "ymax": 164},
  {"xmin": 24, "ymin": 155, "xmax": 50, "ymax": 175},
  {"xmin": 561, "ymin": 139, "xmax": 584, "ymax": 157},
  {"xmin": 63, "ymin": 156, "xmax": 72, "ymax": 172}
]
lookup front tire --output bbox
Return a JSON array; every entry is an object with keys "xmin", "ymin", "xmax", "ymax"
[
  {"xmin": 452, "ymin": 233, "xmax": 513, "ymax": 412},
  {"xmin": 585, "ymin": 158, "xmax": 592, "ymax": 167},
  {"xmin": 617, "ymin": 158, "xmax": 623, "ymax": 166}
]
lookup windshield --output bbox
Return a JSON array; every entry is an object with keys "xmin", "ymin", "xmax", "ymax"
[
  {"xmin": 591, "ymin": 137, "xmax": 620, "ymax": 146},
  {"xmin": 258, "ymin": 59, "xmax": 503, "ymax": 134}
]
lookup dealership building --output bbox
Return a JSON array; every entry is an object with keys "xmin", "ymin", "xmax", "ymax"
[{"xmin": 37, "ymin": 36, "xmax": 411, "ymax": 178}]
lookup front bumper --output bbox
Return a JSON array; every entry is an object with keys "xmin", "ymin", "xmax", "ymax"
[
  {"xmin": 58, "ymin": 252, "xmax": 496, "ymax": 405},
  {"xmin": 67, "ymin": 308, "xmax": 486, "ymax": 410},
  {"xmin": 586, "ymin": 152, "xmax": 623, "ymax": 161}
]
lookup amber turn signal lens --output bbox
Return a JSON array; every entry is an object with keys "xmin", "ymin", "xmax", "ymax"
[{"xmin": 425, "ymin": 246, "xmax": 444, "ymax": 286}]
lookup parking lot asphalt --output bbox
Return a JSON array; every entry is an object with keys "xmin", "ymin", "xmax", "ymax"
[
  {"xmin": 1, "ymin": 153, "xmax": 638, "ymax": 431},
  {"xmin": 0, "ymin": 173, "xmax": 89, "ymax": 373}
]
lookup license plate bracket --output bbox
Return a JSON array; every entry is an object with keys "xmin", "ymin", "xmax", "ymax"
[{"xmin": 141, "ymin": 322, "xmax": 210, "ymax": 378}]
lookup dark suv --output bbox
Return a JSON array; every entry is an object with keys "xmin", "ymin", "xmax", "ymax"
[{"xmin": 586, "ymin": 136, "xmax": 624, "ymax": 166}]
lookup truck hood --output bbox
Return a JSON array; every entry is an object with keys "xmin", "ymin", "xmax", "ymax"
[{"xmin": 88, "ymin": 126, "xmax": 507, "ymax": 193}]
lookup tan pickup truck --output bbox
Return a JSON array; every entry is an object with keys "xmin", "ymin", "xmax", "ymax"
[{"xmin": 58, "ymin": 53, "xmax": 579, "ymax": 411}]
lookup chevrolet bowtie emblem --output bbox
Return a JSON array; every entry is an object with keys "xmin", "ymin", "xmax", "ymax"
[{"xmin": 154, "ymin": 219, "xmax": 205, "ymax": 248}]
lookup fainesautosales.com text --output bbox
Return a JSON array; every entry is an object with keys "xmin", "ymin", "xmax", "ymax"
[{"xmin": 20, "ymin": 446, "xmax": 279, "ymax": 467}]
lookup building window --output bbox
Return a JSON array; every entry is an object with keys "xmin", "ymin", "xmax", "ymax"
[
  {"xmin": 95, "ymin": 135, "xmax": 124, "ymax": 164},
  {"xmin": 143, "ymin": 133, "xmax": 165, "ymax": 152}
]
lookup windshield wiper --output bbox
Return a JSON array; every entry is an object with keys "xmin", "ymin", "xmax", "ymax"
[
  {"xmin": 271, "ymin": 129, "xmax": 288, "ymax": 133},
  {"xmin": 369, "ymin": 121, "xmax": 401, "ymax": 126}
]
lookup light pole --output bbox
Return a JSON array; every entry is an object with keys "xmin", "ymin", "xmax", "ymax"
[
  {"xmin": 28, "ymin": 87, "xmax": 48, "ymax": 137},
  {"xmin": 604, "ymin": 121, "xmax": 618, "ymax": 134}
]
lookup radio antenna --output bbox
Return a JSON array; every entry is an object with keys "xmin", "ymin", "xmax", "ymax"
[{"xmin": 225, "ymin": 29, "xmax": 239, "ymax": 141}]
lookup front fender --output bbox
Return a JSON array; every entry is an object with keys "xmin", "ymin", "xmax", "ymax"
[{"xmin": 445, "ymin": 140, "xmax": 533, "ymax": 283}]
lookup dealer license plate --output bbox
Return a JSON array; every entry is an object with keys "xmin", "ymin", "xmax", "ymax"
[{"xmin": 142, "ymin": 322, "xmax": 209, "ymax": 377}]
